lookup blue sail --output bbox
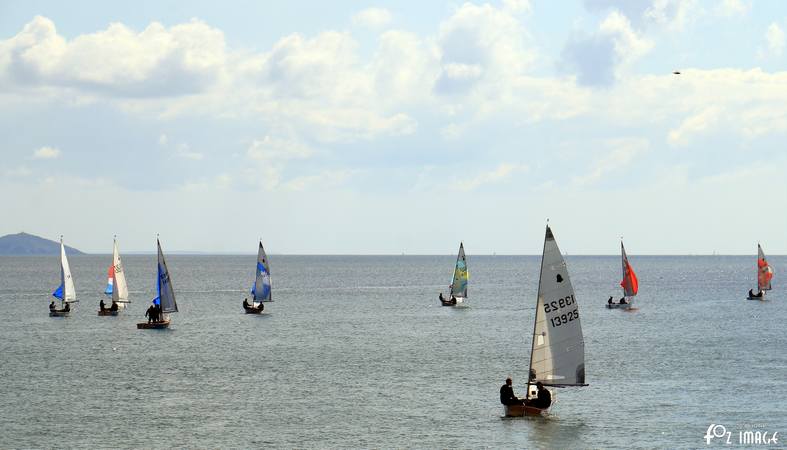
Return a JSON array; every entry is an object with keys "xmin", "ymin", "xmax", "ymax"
[
  {"xmin": 252, "ymin": 261, "xmax": 271, "ymax": 301},
  {"xmin": 52, "ymin": 284, "xmax": 64, "ymax": 300}
]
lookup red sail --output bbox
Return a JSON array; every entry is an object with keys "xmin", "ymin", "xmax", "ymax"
[{"xmin": 621, "ymin": 262, "xmax": 639, "ymax": 296}]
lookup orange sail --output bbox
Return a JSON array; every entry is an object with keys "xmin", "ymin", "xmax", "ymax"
[
  {"xmin": 757, "ymin": 244, "xmax": 773, "ymax": 291},
  {"xmin": 620, "ymin": 241, "xmax": 638, "ymax": 297}
]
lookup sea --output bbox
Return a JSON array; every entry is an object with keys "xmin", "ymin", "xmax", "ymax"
[{"xmin": 0, "ymin": 254, "xmax": 784, "ymax": 449}]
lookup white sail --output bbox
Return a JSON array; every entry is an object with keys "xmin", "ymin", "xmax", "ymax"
[
  {"xmin": 112, "ymin": 238, "xmax": 129, "ymax": 303},
  {"xmin": 449, "ymin": 242, "xmax": 468, "ymax": 298},
  {"xmin": 60, "ymin": 240, "xmax": 76, "ymax": 302},
  {"xmin": 528, "ymin": 225, "xmax": 585, "ymax": 387},
  {"xmin": 156, "ymin": 239, "xmax": 178, "ymax": 314},
  {"xmin": 253, "ymin": 241, "xmax": 272, "ymax": 303}
]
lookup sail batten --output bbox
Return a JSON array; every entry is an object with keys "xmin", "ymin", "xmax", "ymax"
[
  {"xmin": 528, "ymin": 225, "xmax": 586, "ymax": 388},
  {"xmin": 449, "ymin": 242, "xmax": 468, "ymax": 298}
]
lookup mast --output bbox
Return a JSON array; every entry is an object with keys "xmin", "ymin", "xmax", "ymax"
[{"xmin": 526, "ymin": 223, "xmax": 550, "ymax": 400}]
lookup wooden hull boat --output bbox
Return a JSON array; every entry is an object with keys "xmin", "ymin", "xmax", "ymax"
[
  {"xmin": 98, "ymin": 310, "xmax": 119, "ymax": 316},
  {"xmin": 49, "ymin": 309, "xmax": 70, "ymax": 317},
  {"xmin": 137, "ymin": 320, "xmax": 170, "ymax": 329},
  {"xmin": 503, "ymin": 404, "xmax": 548, "ymax": 417}
]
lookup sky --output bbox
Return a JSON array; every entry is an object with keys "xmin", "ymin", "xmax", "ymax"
[{"xmin": 0, "ymin": 0, "xmax": 785, "ymax": 254}]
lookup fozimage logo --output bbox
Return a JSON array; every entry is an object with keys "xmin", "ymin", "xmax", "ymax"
[{"xmin": 704, "ymin": 424, "xmax": 779, "ymax": 446}]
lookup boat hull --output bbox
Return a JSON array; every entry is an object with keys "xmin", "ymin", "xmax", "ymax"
[
  {"xmin": 137, "ymin": 320, "xmax": 170, "ymax": 329},
  {"xmin": 503, "ymin": 404, "xmax": 548, "ymax": 417},
  {"xmin": 244, "ymin": 306, "xmax": 264, "ymax": 314},
  {"xmin": 746, "ymin": 296, "xmax": 766, "ymax": 301},
  {"xmin": 440, "ymin": 297, "xmax": 466, "ymax": 307},
  {"xmin": 606, "ymin": 303, "xmax": 631, "ymax": 309},
  {"xmin": 49, "ymin": 310, "xmax": 70, "ymax": 317},
  {"xmin": 98, "ymin": 310, "xmax": 119, "ymax": 316}
]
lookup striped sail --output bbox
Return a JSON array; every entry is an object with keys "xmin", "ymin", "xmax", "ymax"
[
  {"xmin": 53, "ymin": 239, "xmax": 76, "ymax": 303},
  {"xmin": 757, "ymin": 244, "xmax": 773, "ymax": 292},
  {"xmin": 104, "ymin": 265, "xmax": 114, "ymax": 295},
  {"xmin": 155, "ymin": 239, "xmax": 178, "ymax": 314},
  {"xmin": 620, "ymin": 241, "xmax": 638, "ymax": 298},
  {"xmin": 528, "ymin": 225, "xmax": 586, "ymax": 388},
  {"xmin": 111, "ymin": 238, "xmax": 129, "ymax": 303},
  {"xmin": 252, "ymin": 241, "xmax": 272, "ymax": 304},
  {"xmin": 449, "ymin": 242, "xmax": 468, "ymax": 298}
]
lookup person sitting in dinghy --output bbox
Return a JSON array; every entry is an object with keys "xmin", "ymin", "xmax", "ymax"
[
  {"xmin": 439, "ymin": 292, "xmax": 445, "ymax": 302},
  {"xmin": 608, "ymin": 296, "xmax": 613, "ymax": 305},
  {"xmin": 500, "ymin": 377, "xmax": 524, "ymax": 405},
  {"xmin": 449, "ymin": 295, "xmax": 457, "ymax": 305},
  {"xmin": 749, "ymin": 289, "xmax": 763, "ymax": 298},
  {"xmin": 524, "ymin": 382, "xmax": 552, "ymax": 409},
  {"xmin": 110, "ymin": 301, "xmax": 118, "ymax": 312},
  {"xmin": 49, "ymin": 301, "xmax": 56, "ymax": 311},
  {"xmin": 619, "ymin": 297, "xmax": 627, "ymax": 305},
  {"xmin": 99, "ymin": 299, "xmax": 106, "ymax": 311},
  {"xmin": 243, "ymin": 298, "xmax": 251, "ymax": 309}
]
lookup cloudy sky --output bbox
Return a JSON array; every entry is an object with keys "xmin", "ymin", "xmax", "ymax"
[{"xmin": 1, "ymin": 0, "xmax": 785, "ymax": 254}]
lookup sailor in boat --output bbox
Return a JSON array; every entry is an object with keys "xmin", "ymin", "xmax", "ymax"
[
  {"xmin": 439, "ymin": 292, "xmax": 445, "ymax": 302},
  {"xmin": 608, "ymin": 296, "xmax": 613, "ymax": 306},
  {"xmin": 500, "ymin": 377, "xmax": 525, "ymax": 406},
  {"xmin": 243, "ymin": 298, "xmax": 251, "ymax": 309},
  {"xmin": 145, "ymin": 305, "xmax": 155, "ymax": 323},
  {"xmin": 450, "ymin": 295, "xmax": 457, "ymax": 305},
  {"xmin": 49, "ymin": 301, "xmax": 56, "ymax": 311},
  {"xmin": 63, "ymin": 302, "xmax": 70, "ymax": 312},
  {"xmin": 524, "ymin": 382, "xmax": 552, "ymax": 409},
  {"xmin": 748, "ymin": 289, "xmax": 764, "ymax": 298},
  {"xmin": 99, "ymin": 299, "xmax": 106, "ymax": 311},
  {"xmin": 618, "ymin": 297, "xmax": 627, "ymax": 305},
  {"xmin": 110, "ymin": 301, "xmax": 118, "ymax": 312},
  {"xmin": 154, "ymin": 304, "xmax": 162, "ymax": 322}
]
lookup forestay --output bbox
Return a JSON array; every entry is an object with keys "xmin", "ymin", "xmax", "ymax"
[
  {"xmin": 251, "ymin": 241, "xmax": 272, "ymax": 303},
  {"xmin": 449, "ymin": 242, "xmax": 468, "ymax": 298},
  {"xmin": 528, "ymin": 226, "xmax": 586, "ymax": 387}
]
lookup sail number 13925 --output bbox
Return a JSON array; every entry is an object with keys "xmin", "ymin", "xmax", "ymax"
[{"xmin": 544, "ymin": 295, "xmax": 579, "ymax": 328}]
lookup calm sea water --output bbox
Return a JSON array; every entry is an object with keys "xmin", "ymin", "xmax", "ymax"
[{"xmin": 0, "ymin": 254, "xmax": 785, "ymax": 449}]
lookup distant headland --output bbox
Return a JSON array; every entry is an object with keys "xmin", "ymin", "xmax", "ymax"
[{"xmin": 0, "ymin": 232, "xmax": 85, "ymax": 255}]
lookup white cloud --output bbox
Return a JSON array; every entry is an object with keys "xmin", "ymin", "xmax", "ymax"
[
  {"xmin": 765, "ymin": 23, "xmax": 785, "ymax": 56},
  {"xmin": 176, "ymin": 143, "xmax": 204, "ymax": 160},
  {"xmin": 246, "ymin": 135, "xmax": 314, "ymax": 161},
  {"xmin": 459, "ymin": 163, "xmax": 529, "ymax": 191},
  {"xmin": 158, "ymin": 134, "xmax": 168, "ymax": 145},
  {"xmin": 572, "ymin": 138, "xmax": 649, "ymax": 186},
  {"xmin": 32, "ymin": 146, "xmax": 60, "ymax": 159},
  {"xmin": 502, "ymin": 0, "xmax": 531, "ymax": 15},
  {"xmin": 285, "ymin": 169, "xmax": 354, "ymax": 191},
  {"xmin": 561, "ymin": 11, "xmax": 652, "ymax": 87},
  {"xmin": 0, "ymin": 16, "xmax": 227, "ymax": 97},
  {"xmin": 716, "ymin": 0, "xmax": 750, "ymax": 17},
  {"xmin": 352, "ymin": 8, "xmax": 393, "ymax": 29},
  {"xmin": 668, "ymin": 106, "xmax": 722, "ymax": 146}
]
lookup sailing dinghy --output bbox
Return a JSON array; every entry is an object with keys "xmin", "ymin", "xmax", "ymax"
[
  {"xmin": 440, "ymin": 242, "xmax": 468, "ymax": 306},
  {"xmin": 50, "ymin": 237, "xmax": 77, "ymax": 317},
  {"xmin": 137, "ymin": 239, "xmax": 178, "ymax": 329},
  {"xmin": 244, "ymin": 241, "xmax": 272, "ymax": 314},
  {"xmin": 505, "ymin": 225, "xmax": 587, "ymax": 417},
  {"xmin": 747, "ymin": 243, "xmax": 773, "ymax": 300},
  {"xmin": 607, "ymin": 240, "xmax": 638, "ymax": 309},
  {"xmin": 99, "ymin": 237, "xmax": 129, "ymax": 316}
]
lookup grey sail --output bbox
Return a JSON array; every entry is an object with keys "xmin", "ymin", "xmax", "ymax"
[
  {"xmin": 449, "ymin": 242, "xmax": 468, "ymax": 298},
  {"xmin": 156, "ymin": 239, "xmax": 178, "ymax": 314},
  {"xmin": 528, "ymin": 225, "xmax": 586, "ymax": 388}
]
